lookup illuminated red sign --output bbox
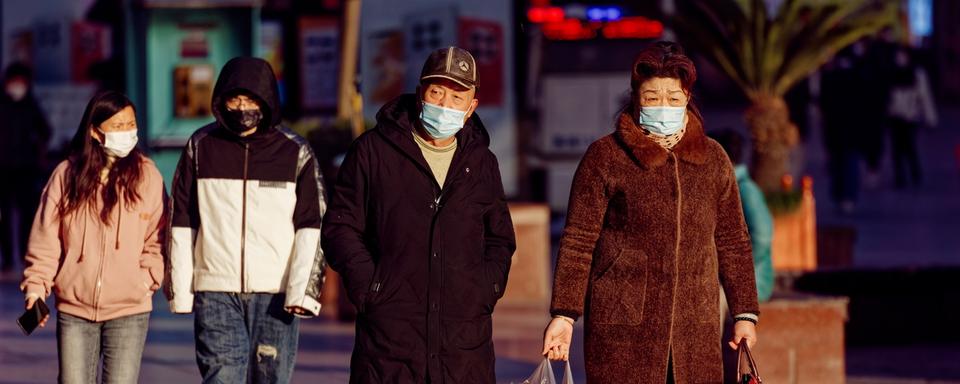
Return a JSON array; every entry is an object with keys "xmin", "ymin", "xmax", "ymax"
[
  {"xmin": 541, "ymin": 19, "xmax": 598, "ymax": 40},
  {"xmin": 533, "ymin": 6, "xmax": 663, "ymax": 41},
  {"xmin": 527, "ymin": 6, "xmax": 565, "ymax": 24},
  {"xmin": 601, "ymin": 17, "xmax": 663, "ymax": 39}
]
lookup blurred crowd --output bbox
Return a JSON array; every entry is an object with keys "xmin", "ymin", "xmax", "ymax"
[{"xmin": 814, "ymin": 32, "xmax": 938, "ymax": 214}]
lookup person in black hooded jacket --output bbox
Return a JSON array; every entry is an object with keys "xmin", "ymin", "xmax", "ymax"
[
  {"xmin": 166, "ymin": 57, "xmax": 326, "ymax": 383},
  {"xmin": 322, "ymin": 46, "xmax": 516, "ymax": 383},
  {"xmin": 0, "ymin": 63, "xmax": 51, "ymax": 272}
]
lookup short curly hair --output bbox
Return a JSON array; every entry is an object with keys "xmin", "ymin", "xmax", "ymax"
[{"xmin": 631, "ymin": 41, "xmax": 697, "ymax": 93}]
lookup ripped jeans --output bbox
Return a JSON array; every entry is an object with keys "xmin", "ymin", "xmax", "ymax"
[{"xmin": 194, "ymin": 292, "xmax": 300, "ymax": 384}]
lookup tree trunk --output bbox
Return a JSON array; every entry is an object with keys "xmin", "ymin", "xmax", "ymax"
[{"xmin": 746, "ymin": 96, "xmax": 799, "ymax": 191}]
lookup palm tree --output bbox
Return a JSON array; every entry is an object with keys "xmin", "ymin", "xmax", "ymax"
[{"xmin": 674, "ymin": 0, "xmax": 898, "ymax": 191}]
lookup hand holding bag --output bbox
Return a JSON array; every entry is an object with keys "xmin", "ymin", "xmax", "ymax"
[
  {"xmin": 520, "ymin": 358, "xmax": 575, "ymax": 384},
  {"xmin": 737, "ymin": 341, "xmax": 763, "ymax": 384}
]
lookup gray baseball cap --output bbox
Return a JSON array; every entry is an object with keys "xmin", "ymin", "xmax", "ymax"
[{"xmin": 419, "ymin": 46, "xmax": 478, "ymax": 89}]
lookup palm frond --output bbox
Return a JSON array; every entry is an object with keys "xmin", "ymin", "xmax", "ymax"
[
  {"xmin": 773, "ymin": 1, "xmax": 898, "ymax": 95},
  {"xmin": 760, "ymin": 0, "xmax": 805, "ymax": 94},
  {"xmin": 674, "ymin": 1, "xmax": 753, "ymax": 93},
  {"xmin": 674, "ymin": 0, "xmax": 898, "ymax": 100}
]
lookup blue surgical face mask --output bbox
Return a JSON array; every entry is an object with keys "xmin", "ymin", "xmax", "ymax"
[
  {"xmin": 638, "ymin": 106, "xmax": 686, "ymax": 135},
  {"xmin": 420, "ymin": 102, "xmax": 467, "ymax": 139}
]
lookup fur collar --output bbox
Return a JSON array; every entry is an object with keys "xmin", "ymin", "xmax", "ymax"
[{"xmin": 614, "ymin": 110, "xmax": 711, "ymax": 168}]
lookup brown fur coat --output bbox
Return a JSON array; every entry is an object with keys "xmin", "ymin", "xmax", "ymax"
[{"xmin": 550, "ymin": 111, "xmax": 759, "ymax": 383}]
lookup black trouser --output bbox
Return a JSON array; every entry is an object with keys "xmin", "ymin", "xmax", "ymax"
[
  {"xmin": 827, "ymin": 149, "xmax": 861, "ymax": 204},
  {"xmin": 863, "ymin": 123, "xmax": 886, "ymax": 172},
  {"xmin": 0, "ymin": 168, "xmax": 41, "ymax": 270},
  {"xmin": 889, "ymin": 117, "xmax": 922, "ymax": 187}
]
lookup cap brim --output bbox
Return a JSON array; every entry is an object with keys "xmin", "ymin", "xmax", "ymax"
[{"xmin": 420, "ymin": 75, "xmax": 475, "ymax": 90}]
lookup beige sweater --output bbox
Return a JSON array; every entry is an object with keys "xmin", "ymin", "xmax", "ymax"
[{"xmin": 413, "ymin": 132, "xmax": 457, "ymax": 186}]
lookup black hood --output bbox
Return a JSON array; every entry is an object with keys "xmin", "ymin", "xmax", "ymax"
[{"xmin": 211, "ymin": 57, "xmax": 282, "ymax": 131}]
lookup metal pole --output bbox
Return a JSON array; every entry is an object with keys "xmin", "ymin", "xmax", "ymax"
[{"xmin": 337, "ymin": 0, "xmax": 363, "ymax": 137}]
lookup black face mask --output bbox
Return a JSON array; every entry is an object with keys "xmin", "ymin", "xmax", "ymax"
[{"xmin": 224, "ymin": 108, "xmax": 263, "ymax": 132}]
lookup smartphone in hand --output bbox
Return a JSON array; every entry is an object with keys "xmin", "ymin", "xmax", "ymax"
[{"xmin": 17, "ymin": 299, "xmax": 50, "ymax": 335}]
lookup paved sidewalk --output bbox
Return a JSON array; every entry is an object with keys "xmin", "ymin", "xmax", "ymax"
[
  {"xmin": 6, "ymin": 275, "xmax": 960, "ymax": 383},
  {"xmin": 0, "ymin": 276, "xmax": 549, "ymax": 383},
  {"xmin": 803, "ymin": 105, "xmax": 960, "ymax": 268}
]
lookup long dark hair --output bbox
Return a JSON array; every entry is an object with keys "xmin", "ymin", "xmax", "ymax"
[{"xmin": 60, "ymin": 90, "xmax": 143, "ymax": 224}]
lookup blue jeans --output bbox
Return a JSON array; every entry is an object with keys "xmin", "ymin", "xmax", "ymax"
[
  {"xmin": 57, "ymin": 311, "xmax": 150, "ymax": 384},
  {"xmin": 194, "ymin": 292, "xmax": 300, "ymax": 384}
]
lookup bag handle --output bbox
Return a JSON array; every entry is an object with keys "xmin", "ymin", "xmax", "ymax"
[
  {"xmin": 736, "ymin": 341, "xmax": 763, "ymax": 383},
  {"xmin": 525, "ymin": 358, "xmax": 576, "ymax": 384},
  {"xmin": 561, "ymin": 359, "xmax": 574, "ymax": 384}
]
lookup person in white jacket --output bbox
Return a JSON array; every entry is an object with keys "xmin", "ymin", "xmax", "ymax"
[
  {"xmin": 887, "ymin": 45, "xmax": 938, "ymax": 188},
  {"xmin": 166, "ymin": 57, "xmax": 326, "ymax": 383}
]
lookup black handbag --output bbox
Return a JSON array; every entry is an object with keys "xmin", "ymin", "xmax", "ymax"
[{"xmin": 737, "ymin": 342, "xmax": 763, "ymax": 384}]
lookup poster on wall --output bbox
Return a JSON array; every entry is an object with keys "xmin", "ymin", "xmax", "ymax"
[
  {"xmin": 34, "ymin": 84, "xmax": 97, "ymax": 151},
  {"xmin": 179, "ymin": 29, "xmax": 209, "ymax": 58},
  {"xmin": 71, "ymin": 22, "xmax": 112, "ymax": 83},
  {"xmin": 32, "ymin": 18, "xmax": 70, "ymax": 82},
  {"xmin": 368, "ymin": 29, "xmax": 406, "ymax": 103},
  {"xmin": 402, "ymin": 6, "xmax": 458, "ymax": 90},
  {"xmin": 33, "ymin": 18, "xmax": 111, "ymax": 83},
  {"xmin": 299, "ymin": 17, "xmax": 340, "ymax": 110},
  {"xmin": 173, "ymin": 64, "xmax": 214, "ymax": 118},
  {"xmin": 260, "ymin": 20, "xmax": 286, "ymax": 106},
  {"xmin": 458, "ymin": 18, "xmax": 503, "ymax": 106}
]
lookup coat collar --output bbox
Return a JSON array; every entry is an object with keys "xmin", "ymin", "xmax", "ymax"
[
  {"xmin": 614, "ymin": 109, "xmax": 711, "ymax": 169},
  {"xmin": 375, "ymin": 94, "xmax": 489, "ymax": 156},
  {"xmin": 372, "ymin": 94, "xmax": 490, "ymax": 190}
]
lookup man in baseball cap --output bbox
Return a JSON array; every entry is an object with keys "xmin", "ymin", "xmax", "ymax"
[
  {"xmin": 323, "ymin": 46, "xmax": 516, "ymax": 383},
  {"xmin": 415, "ymin": 46, "xmax": 479, "ymax": 140},
  {"xmin": 420, "ymin": 45, "xmax": 478, "ymax": 89}
]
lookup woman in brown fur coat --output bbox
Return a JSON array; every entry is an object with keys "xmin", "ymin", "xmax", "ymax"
[{"xmin": 542, "ymin": 41, "xmax": 760, "ymax": 383}]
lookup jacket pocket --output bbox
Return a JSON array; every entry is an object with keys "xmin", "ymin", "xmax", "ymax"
[
  {"xmin": 485, "ymin": 261, "xmax": 504, "ymax": 300},
  {"xmin": 98, "ymin": 256, "xmax": 154, "ymax": 308},
  {"xmin": 361, "ymin": 265, "xmax": 384, "ymax": 313},
  {"xmin": 140, "ymin": 268, "xmax": 155, "ymax": 293},
  {"xmin": 479, "ymin": 262, "xmax": 501, "ymax": 314},
  {"xmin": 53, "ymin": 248, "xmax": 97, "ymax": 307},
  {"xmin": 588, "ymin": 249, "xmax": 647, "ymax": 325}
]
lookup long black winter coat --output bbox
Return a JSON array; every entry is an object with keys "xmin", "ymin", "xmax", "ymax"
[{"xmin": 322, "ymin": 94, "xmax": 517, "ymax": 383}]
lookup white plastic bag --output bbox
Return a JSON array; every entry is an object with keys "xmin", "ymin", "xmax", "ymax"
[
  {"xmin": 560, "ymin": 359, "xmax": 574, "ymax": 384},
  {"xmin": 520, "ymin": 358, "xmax": 574, "ymax": 384}
]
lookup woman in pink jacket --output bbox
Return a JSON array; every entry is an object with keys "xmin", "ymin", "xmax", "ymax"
[{"xmin": 20, "ymin": 90, "xmax": 166, "ymax": 383}]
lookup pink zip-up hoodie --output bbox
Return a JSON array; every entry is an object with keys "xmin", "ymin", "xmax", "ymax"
[{"xmin": 21, "ymin": 157, "xmax": 166, "ymax": 322}]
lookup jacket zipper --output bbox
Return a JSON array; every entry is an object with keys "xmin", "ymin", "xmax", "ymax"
[
  {"xmin": 241, "ymin": 143, "xmax": 249, "ymax": 293},
  {"xmin": 115, "ymin": 199, "xmax": 121, "ymax": 249},
  {"xmin": 667, "ymin": 152, "xmax": 682, "ymax": 373},
  {"xmin": 93, "ymin": 216, "xmax": 107, "ymax": 322},
  {"xmin": 671, "ymin": 153, "xmax": 682, "ymax": 264}
]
